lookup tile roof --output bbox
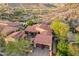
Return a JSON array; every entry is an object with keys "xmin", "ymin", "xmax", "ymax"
[
  {"xmin": 5, "ymin": 31, "xmax": 27, "ymax": 43},
  {"xmin": 7, "ymin": 31, "xmax": 26, "ymax": 39},
  {"xmin": 0, "ymin": 26, "xmax": 19, "ymax": 36},
  {"xmin": 25, "ymin": 24, "xmax": 52, "ymax": 33},
  {"xmin": 33, "ymin": 34, "xmax": 53, "ymax": 46},
  {"xmin": 25, "ymin": 24, "xmax": 53, "ymax": 46},
  {"xmin": 25, "ymin": 25, "xmax": 37, "ymax": 32}
]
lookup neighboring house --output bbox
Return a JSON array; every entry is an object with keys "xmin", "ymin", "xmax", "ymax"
[
  {"xmin": 5, "ymin": 31, "xmax": 27, "ymax": 44},
  {"xmin": 0, "ymin": 20, "xmax": 26, "ymax": 44},
  {"xmin": 25, "ymin": 24, "xmax": 52, "ymax": 35},
  {"xmin": 34, "ymin": 33, "xmax": 52, "ymax": 46},
  {"xmin": 0, "ymin": 20, "xmax": 23, "ymax": 36},
  {"xmin": 0, "ymin": 26, "xmax": 19, "ymax": 37},
  {"xmin": 0, "ymin": 20, "xmax": 56, "ymax": 55},
  {"xmin": 25, "ymin": 24, "xmax": 54, "ymax": 56},
  {"xmin": 0, "ymin": 20, "xmax": 23, "ymax": 29},
  {"xmin": 0, "ymin": 20, "xmax": 9, "ymax": 32}
]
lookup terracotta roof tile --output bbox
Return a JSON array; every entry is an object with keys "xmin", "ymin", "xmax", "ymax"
[
  {"xmin": 7, "ymin": 31, "xmax": 26, "ymax": 39},
  {"xmin": 1, "ymin": 26, "xmax": 19, "ymax": 36},
  {"xmin": 34, "ymin": 34, "xmax": 53, "ymax": 46},
  {"xmin": 25, "ymin": 24, "xmax": 52, "ymax": 34}
]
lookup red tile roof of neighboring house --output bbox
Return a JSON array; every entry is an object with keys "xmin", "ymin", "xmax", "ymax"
[
  {"xmin": 0, "ymin": 21, "xmax": 9, "ymax": 32},
  {"xmin": 25, "ymin": 25, "xmax": 37, "ymax": 32},
  {"xmin": 0, "ymin": 26, "xmax": 19, "ymax": 36},
  {"xmin": 39, "ymin": 24, "xmax": 50, "ymax": 30},
  {"xmin": 40, "ymin": 31, "xmax": 52, "ymax": 35},
  {"xmin": 33, "ymin": 33, "xmax": 53, "ymax": 46},
  {"xmin": 25, "ymin": 24, "xmax": 53, "ymax": 46},
  {"xmin": 7, "ymin": 31, "xmax": 26, "ymax": 39},
  {"xmin": 0, "ymin": 25, "xmax": 7, "ymax": 32},
  {"xmin": 0, "ymin": 20, "xmax": 23, "ymax": 29},
  {"xmin": 25, "ymin": 24, "xmax": 52, "ymax": 33},
  {"xmin": 5, "ymin": 31, "xmax": 27, "ymax": 43},
  {"xmin": 7, "ymin": 31, "xmax": 21, "ymax": 38}
]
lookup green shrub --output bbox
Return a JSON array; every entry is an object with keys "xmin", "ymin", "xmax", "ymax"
[
  {"xmin": 68, "ymin": 43, "xmax": 79, "ymax": 56},
  {"xmin": 50, "ymin": 19, "xmax": 69, "ymax": 38},
  {"xmin": 56, "ymin": 38, "xmax": 69, "ymax": 56},
  {"xmin": 0, "ymin": 37, "xmax": 5, "ymax": 47},
  {"xmin": 23, "ymin": 16, "xmax": 40, "ymax": 26},
  {"xmin": 68, "ymin": 33, "xmax": 79, "ymax": 56},
  {"xmin": 50, "ymin": 19, "xmax": 69, "ymax": 56},
  {"xmin": 75, "ymin": 33, "xmax": 79, "ymax": 43},
  {"xmin": 3, "ymin": 39, "xmax": 32, "ymax": 56},
  {"xmin": 13, "ymin": 8, "xmax": 25, "ymax": 16},
  {"xmin": 26, "ymin": 20, "xmax": 34, "ymax": 26}
]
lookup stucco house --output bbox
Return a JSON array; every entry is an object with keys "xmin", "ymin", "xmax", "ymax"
[
  {"xmin": 25, "ymin": 24, "xmax": 55, "ymax": 56},
  {"xmin": 4, "ymin": 31, "xmax": 27, "ymax": 44}
]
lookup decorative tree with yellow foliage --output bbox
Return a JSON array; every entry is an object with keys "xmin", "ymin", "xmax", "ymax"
[{"xmin": 50, "ymin": 19, "xmax": 69, "ymax": 56}]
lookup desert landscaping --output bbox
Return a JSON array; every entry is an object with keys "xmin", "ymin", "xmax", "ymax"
[{"xmin": 0, "ymin": 3, "xmax": 79, "ymax": 56}]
